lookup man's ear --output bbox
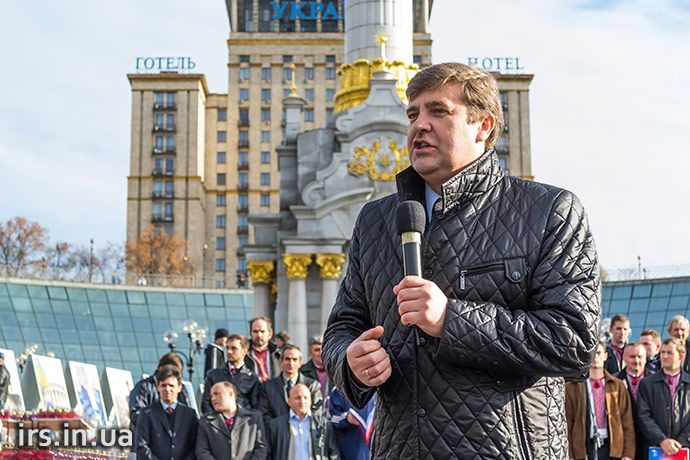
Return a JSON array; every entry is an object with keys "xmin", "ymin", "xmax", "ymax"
[{"xmin": 476, "ymin": 115, "xmax": 496, "ymax": 143}]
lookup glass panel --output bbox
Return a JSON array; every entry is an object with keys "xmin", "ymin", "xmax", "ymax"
[
  {"xmin": 608, "ymin": 299, "xmax": 630, "ymax": 315},
  {"xmin": 7, "ymin": 284, "xmax": 28, "ymax": 297},
  {"xmin": 136, "ymin": 334, "xmax": 155, "ymax": 347},
  {"xmin": 47, "ymin": 286, "xmax": 68, "ymax": 300},
  {"xmin": 611, "ymin": 285, "xmax": 632, "ymax": 300},
  {"xmin": 166, "ymin": 293, "xmax": 186, "ymax": 306},
  {"xmin": 107, "ymin": 291, "xmax": 127, "ymax": 303},
  {"xmin": 139, "ymin": 348, "xmax": 159, "ymax": 362},
  {"xmin": 71, "ymin": 301, "xmax": 90, "ymax": 316},
  {"xmin": 51, "ymin": 300, "xmax": 71, "ymax": 314},
  {"xmin": 148, "ymin": 305, "xmax": 168, "ymax": 318},
  {"xmin": 90, "ymin": 302, "xmax": 110, "ymax": 316},
  {"xmin": 628, "ymin": 298, "xmax": 649, "ymax": 313},
  {"xmin": 632, "ymin": 284, "xmax": 652, "ymax": 298},
  {"xmin": 74, "ymin": 316, "xmax": 94, "ymax": 329},
  {"xmin": 31, "ymin": 298, "xmax": 52, "ymax": 313},
  {"xmin": 133, "ymin": 319, "xmax": 152, "ymax": 333},
  {"xmin": 83, "ymin": 347, "xmax": 102, "ymax": 361},
  {"xmin": 113, "ymin": 318, "xmax": 133, "ymax": 332},
  {"xmin": 101, "ymin": 346, "xmax": 123, "ymax": 362},
  {"xmin": 648, "ymin": 297, "xmax": 669, "ymax": 311},
  {"xmin": 86, "ymin": 289, "xmax": 107, "ymax": 302},
  {"xmin": 224, "ymin": 295, "xmax": 245, "ymax": 308},
  {"xmin": 601, "ymin": 286, "xmax": 613, "ymax": 303},
  {"xmin": 151, "ymin": 319, "xmax": 171, "ymax": 332},
  {"xmin": 55, "ymin": 315, "xmax": 76, "ymax": 328},
  {"xmin": 99, "ymin": 331, "xmax": 118, "ymax": 346},
  {"xmin": 59, "ymin": 329, "xmax": 80, "ymax": 344},
  {"xmin": 206, "ymin": 308, "xmax": 225, "ymax": 321},
  {"xmin": 15, "ymin": 312, "xmax": 37, "ymax": 327},
  {"xmin": 3, "ymin": 327, "xmax": 23, "ymax": 341},
  {"xmin": 117, "ymin": 332, "xmax": 136, "ymax": 347},
  {"xmin": 93, "ymin": 316, "xmax": 113, "ymax": 330},
  {"xmin": 80, "ymin": 331, "xmax": 100, "ymax": 345},
  {"xmin": 110, "ymin": 303, "xmax": 130, "ymax": 317},
  {"xmin": 27, "ymin": 285, "xmax": 49, "ymax": 299},
  {"xmin": 120, "ymin": 347, "xmax": 139, "ymax": 362},
  {"xmin": 129, "ymin": 304, "xmax": 149, "ymax": 318},
  {"xmin": 628, "ymin": 312, "xmax": 647, "ymax": 328},
  {"xmin": 36, "ymin": 314, "xmax": 57, "ymax": 328},
  {"xmin": 66, "ymin": 288, "xmax": 88, "ymax": 302},
  {"xmin": 63, "ymin": 344, "xmax": 85, "ymax": 361},
  {"xmin": 0, "ymin": 297, "xmax": 13, "ymax": 311},
  {"xmin": 673, "ymin": 282, "xmax": 690, "ymax": 296},
  {"xmin": 12, "ymin": 297, "xmax": 32, "ymax": 312},
  {"xmin": 146, "ymin": 291, "xmax": 167, "ymax": 305},
  {"xmin": 127, "ymin": 291, "xmax": 146, "ymax": 304}
]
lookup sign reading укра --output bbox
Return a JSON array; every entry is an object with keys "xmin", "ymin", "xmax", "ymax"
[{"xmin": 271, "ymin": 1, "xmax": 341, "ymax": 20}]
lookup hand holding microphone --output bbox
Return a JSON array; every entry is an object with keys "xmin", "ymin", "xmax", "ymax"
[{"xmin": 394, "ymin": 201, "xmax": 448, "ymax": 339}]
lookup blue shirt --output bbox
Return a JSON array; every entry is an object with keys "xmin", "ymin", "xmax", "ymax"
[
  {"xmin": 425, "ymin": 183, "xmax": 442, "ymax": 223},
  {"xmin": 160, "ymin": 400, "xmax": 178, "ymax": 412},
  {"xmin": 289, "ymin": 409, "xmax": 311, "ymax": 460}
]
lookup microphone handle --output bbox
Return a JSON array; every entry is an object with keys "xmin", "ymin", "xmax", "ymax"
[{"xmin": 401, "ymin": 232, "xmax": 423, "ymax": 346}]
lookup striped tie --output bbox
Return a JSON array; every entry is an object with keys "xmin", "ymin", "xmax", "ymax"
[{"xmin": 432, "ymin": 198, "xmax": 443, "ymax": 219}]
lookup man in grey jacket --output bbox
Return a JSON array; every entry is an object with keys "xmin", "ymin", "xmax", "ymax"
[{"xmin": 322, "ymin": 62, "xmax": 601, "ymax": 459}]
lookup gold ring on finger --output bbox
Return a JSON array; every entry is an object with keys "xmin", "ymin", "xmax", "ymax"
[{"xmin": 365, "ymin": 368, "xmax": 371, "ymax": 379}]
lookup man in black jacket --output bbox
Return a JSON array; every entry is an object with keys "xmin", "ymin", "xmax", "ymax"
[
  {"xmin": 638, "ymin": 337, "xmax": 690, "ymax": 458},
  {"xmin": 204, "ymin": 328, "xmax": 228, "ymax": 377},
  {"xmin": 640, "ymin": 329, "xmax": 662, "ymax": 373},
  {"xmin": 605, "ymin": 314, "xmax": 631, "ymax": 375},
  {"xmin": 201, "ymin": 334, "xmax": 261, "ymax": 413},
  {"xmin": 300, "ymin": 336, "xmax": 332, "ymax": 400},
  {"xmin": 196, "ymin": 381, "xmax": 267, "ymax": 460},
  {"xmin": 259, "ymin": 344, "xmax": 322, "ymax": 421},
  {"xmin": 322, "ymin": 62, "xmax": 601, "ymax": 459},
  {"xmin": 265, "ymin": 384, "xmax": 338, "ymax": 460},
  {"xmin": 668, "ymin": 315, "xmax": 690, "ymax": 373},
  {"xmin": 245, "ymin": 317, "xmax": 281, "ymax": 381},
  {"xmin": 615, "ymin": 342, "xmax": 650, "ymax": 460},
  {"xmin": 136, "ymin": 365, "xmax": 198, "ymax": 460}
]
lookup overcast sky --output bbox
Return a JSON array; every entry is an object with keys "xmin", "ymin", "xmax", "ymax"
[{"xmin": 1, "ymin": 0, "xmax": 688, "ymax": 273}]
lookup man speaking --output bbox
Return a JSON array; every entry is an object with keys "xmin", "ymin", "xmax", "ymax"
[{"xmin": 322, "ymin": 62, "xmax": 601, "ymax": 459}]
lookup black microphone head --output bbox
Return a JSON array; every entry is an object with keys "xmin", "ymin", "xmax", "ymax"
[{"xmin": 396, "ymin": 200, "xmax": 426, "ymax": 235}]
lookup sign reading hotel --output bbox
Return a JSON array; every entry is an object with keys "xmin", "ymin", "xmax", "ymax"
[
  {"xmin": 136, "ymin": 57, "xmax": 196, "ymax": 71},
  {"xmin": 468, "ymin": 57, "xmax": 524, "ymax": 72},
  {"xmin": 271, "ymin": 1, "xmax": 341, "ymax": 20}
]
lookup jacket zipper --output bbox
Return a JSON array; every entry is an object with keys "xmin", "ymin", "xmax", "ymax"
[
  {"xmin": 511, "ymin": 392, "xmax": 532, "ymax": 460},
  {"xmin": 459, "ymin": 262, "xmax": 504, "ymax": 290}
]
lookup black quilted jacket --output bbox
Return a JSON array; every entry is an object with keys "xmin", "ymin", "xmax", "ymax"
[{"xmin": 322, "ymin": 150, "xmax": 601, "ymax": 459}]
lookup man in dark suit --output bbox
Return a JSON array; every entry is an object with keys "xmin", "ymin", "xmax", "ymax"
[
  {"xmin": 196, "ymin": 381, "xmax": 267, "ymax": 460},
  {"xmin": 136, "ymin": 365, "xmax": 198, "ymax": 460},
  {"xmin": 640, "ymin": 329, "xmax": 662, "ymax": 373},
  {"xmin": 204, "ymin": 328, "xmax": 228, "ymax": 377},
  {"xmin": 202, "ymin": 334, "xmax": 261, "ymax": 413},
  {"xmin": 300, "ymin": 336, "xmax": 332, "ymax": 400},
  {"xmin": 605, "ymin": 314, "xmax": 631, "ymax": 375},
  {"xmin": 244, "ymin": 317, "xmax": 281, "ymax": 381},
  {"xmin": 616, "ymin": 342, "xmax": 650, "ymax": 460},
  {"xmin": 265, "ymin": 384, "xmax": 339, "ymax": 460},
  {"xmin": 259, "ymin": 344, "xmax": 322, "ymax": 421}
]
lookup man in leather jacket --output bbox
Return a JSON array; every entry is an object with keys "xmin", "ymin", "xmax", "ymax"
[{"xmin": 322, "ymin": 62, "xmax": 601, "ymax": 459}]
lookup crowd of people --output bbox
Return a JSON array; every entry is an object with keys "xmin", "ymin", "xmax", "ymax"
[
  {"xmin": 565, "ymin": 314, "xmax": 690, "ymax": 460},
  {"xmin": 128, "ymin": 316, "xmax": 370, "ymax": 460}
]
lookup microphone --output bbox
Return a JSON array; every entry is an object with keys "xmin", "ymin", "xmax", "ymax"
[{"xmin": 396, "ymin": 201, "xmax": 426, "ymax": 345}]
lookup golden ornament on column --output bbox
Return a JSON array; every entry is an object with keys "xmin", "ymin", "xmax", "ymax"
[
  {"xmin": 315, "ymin": 253, "xmax": 345, "ymax": 279},
  {"xmin": 247, "ymin": 261, "xmax": 275, "ymax": 285},
  {"xmin": 282, "ymin": 254, "xmax": 312, "ymax": 279}
]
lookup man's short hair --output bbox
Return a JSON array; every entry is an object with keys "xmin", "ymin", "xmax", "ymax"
[
  {"xmin": 227, "ymin": 333, "xmax": 250, "ymax": 350},
  {"xmin": 640, "ymin": 329, "xmax": 661, "ymax": 345},
  {"xmin": 212, "ymin": 380, "xmax": 236, "ymax": 395},
  {"xmin": 597, "ymin": 340, "xmax": 607, "ymax": 352},
  {"xmin": 157, "ymin": 364, "xmax": 182, "ymax": 384},
  {"xmin": 663, "ymin": 337, "xmax": 685, "ymax": 356},
  {"xmin": 249, "ymin": 316, "xmax": 273, "ymax": 331},
  {"xmin": 406, "ymin": 62, "xmax": 503, "ymax": 151},
  {"xmin": 280, "ymin": 343, "xmax": 302, "ymax": 360},
  {"xmin": 275, "ymin": 330, "xmax": 291, "ymax": 343},
  {"xmin": 610, "ymin": 314, "xmax": 630, "ymax": 327},
  {"xmin": 158, "ymin": 352, "xmax": 183, "ymax": 370},
  {"xmin": 668, "ymin": 315, "xmax": 690, "ymax": 330},
  {"xmin": 624, "ymin": 342, "xmax": 644, "ymax": 353},
  {"xmin": 215, "ymin": 328, "xmax": 229, "ymax": 340},
  {"xmin": 308, "ymin": 335, "xmax": 323, "ymax": 347}
]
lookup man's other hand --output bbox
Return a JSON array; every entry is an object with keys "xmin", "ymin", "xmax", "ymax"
[
  {"xmin": 346, "ymin": 326, "xmax": 391, "ymax": 387},
  {"xmin": 661, "ymin": 438, "xmax": 682, "ymax": 456},
  {"xmin": 394, "ymin": 276, "xmax": 448, "ymax": 338}
]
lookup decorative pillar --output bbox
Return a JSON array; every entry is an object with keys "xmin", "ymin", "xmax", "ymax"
[
  {"xmin": 283, "ymin": 254, "xmax": 312, "ymax": 353},
  {"xmin": 315, "ymin": 253, "xmax": 346, "ymax": 334},
  {"xmin": 247, "ymin": 261, "xmax": 274, "ymax": 318}
]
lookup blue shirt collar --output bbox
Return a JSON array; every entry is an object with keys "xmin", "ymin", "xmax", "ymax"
[
  {"xmin": 425, "ymin": 183, "xmax": 442, "ymax": 223},
  {"xmin": 161, "ymin": 400, "xmax": 178, "ymax": 412},
  {"xmin": 289, "ymin": 408, "xmax": 311, "ymax": 422}
]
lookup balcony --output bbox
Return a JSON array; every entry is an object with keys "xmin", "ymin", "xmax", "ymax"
[
  {"xmin": 153, "ymin": 103, "xmax": 176, "ymax": 110},
  {"xmin": 153, "ymin": 124, "xmax": 176, "ymax": 132},
  {"xmin": 152, "ymin": 147, "xmax": 176, "ymax": 155},
  {"xmin": 238, "ymin": 140, "xmax": 249, "ymax": 148},
  {"xmin": 238, "ymin": 162, "xmax": 249, "ymax": 171},
  {"xmin": 237, "ymin": 225, "xmax": 249, "ymax": 235},
  {"xmin": 238, "ymin": 119, "xmax": 249, "ymax": 127},
  {"xmin": 237, "ymin": 204, "xmax": 249, "ymax": 213},
  {"xmin": 152, "ymin": 192, "xmax": 174, "ymax": 199},
  {"xmin": 152, "ymin": 214, "xmax": 174, "ymax": 223},
  {"xmin": 152, "ymin": 169, "xmax": 174, "ymax": 177},
  {"xmin": 237, "ymin": 183, "xmax": 249, "ymax": 191}
]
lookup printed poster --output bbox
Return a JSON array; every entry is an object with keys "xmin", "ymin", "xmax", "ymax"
[
  {"xmin": 21, "ymin": 354, "xmax": 70, "ymax": 411},
  {"xmin": 101, "ymin": 367, "xmax": 134, "ymax": 429},
  {"xmin": 650, "ymin": 447, "xmax": 690, "ymax": 460},
  {"xmin": 0, "ymin": 348, "xmax": 25, "ymax": 412},
  {"xmin": 65, "ymin": 361, "xmax": 108, "ymax": 428}
]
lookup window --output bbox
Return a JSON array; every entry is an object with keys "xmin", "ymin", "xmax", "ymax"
[
  {"xmin": 239, "ymin": 194, "xmax": 248, "ymax": 209},
  {"xmin": 166, "ymin": 114, "xmax": 174, "ymax": 129},
  {"xmin": 216, "ymin": 194, "xmax": 226, "ymax": 206},
  {"xmin": 217, "ymin": 131, "xmax": 227, "ymax": 142},
  {"xmin": 261, "ymin": 109, "xmax": 271, "ymax": 122},
  {"xmin": 283, "ymin": 89, "xmax": 292, "ymax": 98},
  {"xmin": 283, "ymin": 67, "xmax": 292, "ymax": 81},
  {"xmin": 260, "ymin": 172, "xmax": 270, "ymax": 186},
  {"xmin": 262, "ymin": 67, "xmax": 271, "ymax": 81},
  {"xmin": 305, "ymin": 109, "xmax": 314, "ymax": 122},
  {"xmin": 305, "ymin": 67, "xmax": 314, "ymax": 80},
  {"xmin": 154, "ymin": 202, "xmax": 162, "ymax": 219},
  {"xmin": 156, "ymin": 114, "xmax": 164, "ymax": 128},
  {"xmin": 326, "ymin": 68, "xmax": 336, "ymax": 80},
  {"xmin": 239, "ymin": 130, "xmax": 248, "ymax": 147},
  {"xmin": 261, "ymin": 88, "xmax": 271, "ymax": 102},
  {"xmin": 239, "ymin": 151, "xmax": 248, "ymax": 164},
  {"xmin": 217, "ymin": 151, "xmax": 226, "ymax": 164},
  {"xmin": 217, "ymin": 173, "xmax": 226, "ymax": 186},
  {"xmin": 216, "ymin": 259, "xmax": 226, "ymax": 272},
  {"xmin": 155, "ymin": 92, "xmax": 164, "ymax": 106},
  {"xmin": 413, "ymin": 55, "xmax": 421, "ymax": 65},
  {"xmin": 283, "ymin": 55, "xmax": 293, "ymax": 63},
  {"xmin": 165, "ymin": 136, "xmax": 174, "ymax": 150},
  {"xmin": 239, "ymin": 173, "xmax": 248, "ymax": 186},
  {"xmin": 499, "ymin": 157, "xmax": 507, "ymax": 172},
  {"xmin": 239, "ymin": 88, "xmax": 249, "ymax": 101},
  {"xmin": 240, "ymin": 55, "xmax": 250, "ymax": 63},
  {"xmin": 261, "ymin": 131, "xmax": 270, "ymax": 143},
  {"xmin": 164, "ymin": 202, "xmax": 173, "ymax": 217},
  {"xmin": 497, "ymin": 136, "xmax": 508, "ymax": 152},
  {"xmin": 301, "ymin": 18, "xmax": 316, "ymax": 32},
  {"xmin": 163, "ymin": 225, "xmax": 172, "ymax": 236},
  {"xmin": 216, "ymin": 215, "xmax": 226, "ymax": 228},
  {"xmin": 261, "ymin": 151, "xmax": 270, "ymax": 164},
  {"xmin": 238, "ymin": 258, "xmax": 247, "ymax": 274},
  {"xmin": 216, "ymin": 237, "xmax": 225, "ymax": 250},
  {"xmin": 305, "ymin": 89, "xmax": 314, "ymax": 101},
  {"xmin": 154, "ymin": 181, "xmax": 162, "ymax": 196},
  {"xmin": 261, "ymin": 193, "xmax": 270, "ymax": 207},
  {"xmin": 165, "ymin": 181, "xmax": 173, "ymax": 197},
  {"xmin": 238, "ymin": 237, "xmax": 248, "ymax": 251},
  {"xmin": 238, "ymin": 215, "xmax": 248, "ymax": 228},
  {"xmin": 326, "ymin": 109, "xmax": 333, "ymax": 122},
  {"xmin": 165, "ymin": 158, "xmax": 173, "ymax": 173},
  {"xmin": 154, "ymin": 158, "xmax": 163, "ymax": 173},
  {"xmin": 217, "ymin": 109, "xmax": 227, "ymax": 121},
  {"xmin": 239, "ymin": 109, "xmax": 249, "ymax": 125},
  {"xmin": 155, "ymin": 136, "xmax": 163, "ymax": 150},
  {"xmin": 326, "ymin": 89, "xmax": 335, "ymax": 101},
  {"xmin": 239, "ymin": 68, "xmax": 250, "ymax": 80},
  {"xmin": 326, "ymin": 55, "xmax": 336, "ymax": 63},
  {"xmin": 166, "ymin": 92, "xmax": 175, "ymax": 106}
]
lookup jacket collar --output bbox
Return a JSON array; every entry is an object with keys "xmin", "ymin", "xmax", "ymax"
[{"xmin": 395, "ymin": 149, "xmax": 504, "ymax": 215}]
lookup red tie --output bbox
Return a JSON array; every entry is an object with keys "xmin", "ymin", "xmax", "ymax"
[
  {"xmin": 166, "ymin": 407, "xmax": 173, "ymax": 414},
  {"xmin": 630, "ymin": 376, "xmax": 638, "ymax": 385},
  {"xmin": 668, "ymin": 378, "xmax": 674, "ymax": 387},
  {"xmin": 231, "ymin": 367, "xmax": 237, "ymax": 377},
  {"xmin": 592, "ymin": 380, "xmax": 601, "ymax": 389},
  {"xmin": 226, "ymin": 416, "xmax": 234, "ymax": 429}
]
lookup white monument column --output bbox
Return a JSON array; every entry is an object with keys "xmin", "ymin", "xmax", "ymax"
[
  {"xmin": 247, "ymin": 261, "xmax": 274, "ymax": 318},
  {"xmin": 283, "ymin": 254, "xmax": 312, "ymax": 354},
  {"xmin": 315, "ymin": 253, "xmax": 346, "ymax": 334}
]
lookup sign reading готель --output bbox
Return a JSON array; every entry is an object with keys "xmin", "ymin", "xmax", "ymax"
[
  {"xmin": 271, "ymin": 1, "xmax": 342, "ymax": 20},
  {"xmin": 468, "ymin": 57, "xmax": 524, "ymax": 72}
]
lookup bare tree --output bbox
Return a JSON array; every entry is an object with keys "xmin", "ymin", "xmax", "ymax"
[
  {"xmin": 0, "ymin": 217, "xmax": 49, "ymax": 277},
  {"xmin": 126, "ymin": 225, "xmax": 194, "ymax": 283}
]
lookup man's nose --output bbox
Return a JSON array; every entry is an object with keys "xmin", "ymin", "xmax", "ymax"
[{"xmin": 411, "ymin": 112, "xmax": 431, "ymax": 132}]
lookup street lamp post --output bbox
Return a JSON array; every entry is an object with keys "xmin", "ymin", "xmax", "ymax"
[
  {"xmin": 162, "ymin": 320, "xmax": 207, "ymax": 383},
  {"xmin": 89, "ymin": 238, "xmax": 95, "ymax": 283}
]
